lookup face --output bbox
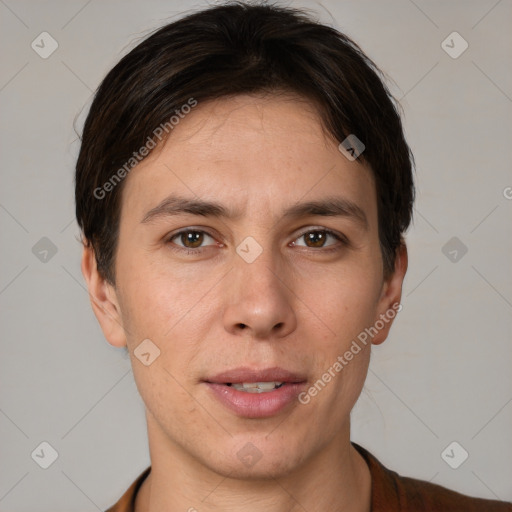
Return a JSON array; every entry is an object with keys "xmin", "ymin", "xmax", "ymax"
[{"xmin": 83, "ymin": 93, "xmax": 406, "ymax": 479}]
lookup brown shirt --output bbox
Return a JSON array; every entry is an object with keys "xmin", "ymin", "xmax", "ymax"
[{"xmin": 105, "ymin": 443, "xmax": 512, "ymax": 511}]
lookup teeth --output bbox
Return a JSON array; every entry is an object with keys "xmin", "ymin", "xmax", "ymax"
[{"xmin": 229, "ymin": 382, "xmax": 284, "ymax": 393}]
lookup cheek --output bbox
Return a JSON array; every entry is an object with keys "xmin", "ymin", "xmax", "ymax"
[
  {"xmin": 116, "ymin": 257, "xmax": 221, "ymax": 397},
  {"xmin": 118, "ymin": 270, "xmax": 208, "ymax": 418},
  {"xmin": 289, "ymin": 269, "xmax": 378, "ymax": 408},
  {"xmin": 116, "ymin": 249, "xmax": 207, "ymax": 341},
  {"xmin": 303, "ymin": 264, "xmax": 382, "ymax": 349}
]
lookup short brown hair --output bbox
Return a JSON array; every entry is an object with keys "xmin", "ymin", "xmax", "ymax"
[{"xmin": 75, "ymin": 1, "xmax": 415, "ymax": 284}]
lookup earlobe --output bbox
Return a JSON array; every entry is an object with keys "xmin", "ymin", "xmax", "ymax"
[
  {"xmin": 371, "ymin": 243, "xmax": 408, "ymax": 346},
  {"xmin": 81, "ymin": 245, "xmax": 127, "ymax": 348}
]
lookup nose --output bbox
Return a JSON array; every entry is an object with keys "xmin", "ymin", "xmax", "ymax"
[{"xmin": 222, "ymin": 249, "xmax": 297, "ymax": 340}]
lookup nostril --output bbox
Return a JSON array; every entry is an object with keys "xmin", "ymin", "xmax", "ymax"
[{"xmin": 237, "ymin": 323, "xmax": 247, "ymax": 329}]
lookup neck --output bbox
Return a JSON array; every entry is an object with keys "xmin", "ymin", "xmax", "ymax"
[{"xmin": 135, "ymin": 412, "xmax": 371, "ymax": 512}]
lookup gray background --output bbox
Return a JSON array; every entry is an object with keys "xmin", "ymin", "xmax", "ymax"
[{"xmin": 1, "ymin": 0, "xmax": 511, "ymax": 510}]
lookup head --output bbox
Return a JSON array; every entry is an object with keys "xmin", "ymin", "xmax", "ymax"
[{"xmin": 77, "ymin": 2, "xmax": 414, "ymax": 479}]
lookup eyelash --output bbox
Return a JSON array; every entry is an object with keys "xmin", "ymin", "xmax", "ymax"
[{"xmin": 166, "ymin": 227, "xmax": 349, "ymax": 255}]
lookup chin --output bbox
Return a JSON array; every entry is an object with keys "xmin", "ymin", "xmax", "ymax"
[{"xmin": 204, "ymin": 436, "xmax": 309, "ymax": 481}]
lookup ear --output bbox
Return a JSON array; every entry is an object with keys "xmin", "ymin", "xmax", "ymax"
[
  {"xmin": 371, "ymin": 242, "xmax": 408, "ymax": 346},
  {"xmin": 81, "ymin": 245, "xmax": 127, "ymax": 348}
]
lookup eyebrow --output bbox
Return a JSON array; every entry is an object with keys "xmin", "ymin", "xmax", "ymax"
[{"xmin": 141, "ymin": 194, "xmax": 368, "ymax": 231}]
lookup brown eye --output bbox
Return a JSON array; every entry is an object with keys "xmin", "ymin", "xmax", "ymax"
[
  {"xmin": 180, "ymin": 231, "xmax": 204, "ymax": 248},
  {"xmin": 303, "ymin": 231, "xmax": 328, "ymax": 248},
  {"xmin": 293, "ymin": 229, "xmax": 343, "ymax": 249},
  {"xmin": 170, "ymin": 230, "xmax": 216, "ymax": 250}
]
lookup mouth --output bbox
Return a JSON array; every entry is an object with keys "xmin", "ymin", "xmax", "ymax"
[
  {"xmin": 225, "ymin": 382, "xmax": 285, "ymax": 393},
  {"xmin": 204, "ymin": 367, "xmax": 307, "ymax": 418},
  {"xmin": 205, "ymin": 366, "xmax": 307, "ymax": 385}
]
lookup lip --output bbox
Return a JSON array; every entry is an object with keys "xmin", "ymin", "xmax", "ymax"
[
  {"xmin": 206, "ymin": 366, "xmax": 307, "ymax": 384},
  {"xmin": 204, "ymin": 366, "xmax": 307, "ymax": 418}
]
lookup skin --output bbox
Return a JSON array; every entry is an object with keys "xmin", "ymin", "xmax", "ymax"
[{"xmin": 82, "ymin": 93, "xmax": 407, "ymax": 512}]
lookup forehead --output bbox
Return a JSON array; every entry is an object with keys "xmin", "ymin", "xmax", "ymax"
[{"xmin": 120, "ymin": 94, "xmax": 377, "ymax": 226}]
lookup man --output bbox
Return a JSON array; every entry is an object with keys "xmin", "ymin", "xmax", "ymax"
[{"xmin": 75, "ymin": 2, "xmax": 511, "ymax": 511}]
